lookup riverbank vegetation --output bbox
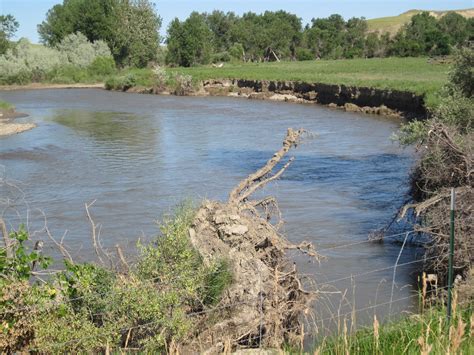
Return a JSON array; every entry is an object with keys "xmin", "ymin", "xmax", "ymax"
[
  {"xmin": 0, "ymin": 34, "xmax": 114, "ymax": 85},
  {"xmin": 0, "ymin": 99, "xmax": 13, "ymax": 111},
  {"xmin": 1, "ymin": 205, "xmax": 233, "ymax": 352},
  {"xmin": 397, "ymin": 47, "xmax": 473, "ymax": 299}
]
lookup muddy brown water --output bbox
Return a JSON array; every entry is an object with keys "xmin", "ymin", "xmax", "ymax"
[{"xmin": 1, "ymin": 88, "xmax": 421, "ymax": 335}]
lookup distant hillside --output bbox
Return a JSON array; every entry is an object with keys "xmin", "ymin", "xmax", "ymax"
[{"xmin": 367, "ymin": 8, "xmax": 474, "ymax": 35}]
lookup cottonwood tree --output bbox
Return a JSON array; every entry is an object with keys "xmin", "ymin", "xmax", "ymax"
[
  {"xmin": 38, "ymin": 0, "xmax": 161, "ymax": 67},
  {"xmin": 0, "ymin": 14, "xmax": 19, "ymax": 54},
  {"xmin": 166, "ymin": 12, "xmax": 213, "ymax": 67}
]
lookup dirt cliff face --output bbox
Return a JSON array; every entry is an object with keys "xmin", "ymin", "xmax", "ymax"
[{"xmin": 202, "ymin": 79, "xmax": 426, "ymax": 118}]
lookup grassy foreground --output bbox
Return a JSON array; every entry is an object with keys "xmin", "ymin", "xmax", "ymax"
[
  {"xmin": 315, "ymin": 303, "xmax": 473, "ymax": 354},
  {"xmin": 167, "ymin": 57, "xmax": 448, "ymax": 107}
]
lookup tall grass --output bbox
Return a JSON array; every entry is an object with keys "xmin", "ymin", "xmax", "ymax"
[{"xmin": 314, "ymin": 296, "xmax": 473, "ymax": 354}]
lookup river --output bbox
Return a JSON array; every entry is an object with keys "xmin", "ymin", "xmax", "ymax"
[{"xmin": 0, "ymin": 88, "xmax": 420, "ymax": 332}]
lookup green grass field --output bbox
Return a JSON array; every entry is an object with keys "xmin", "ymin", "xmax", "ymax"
[{"xmin": 167, "ymin": 57, "xmax": 449, "ymax": 107}]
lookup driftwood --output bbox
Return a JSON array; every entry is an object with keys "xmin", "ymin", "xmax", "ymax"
[{"xmin": 187, "ymin": 128, "xmax": 317, "ymax": 352}]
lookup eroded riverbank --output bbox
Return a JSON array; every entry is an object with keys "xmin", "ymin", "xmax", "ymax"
[{"xmin": 115, "ymin": 78, "xmax": 426, "ymax": 120}]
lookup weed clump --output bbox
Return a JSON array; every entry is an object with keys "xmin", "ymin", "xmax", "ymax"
[{"xmin": 0, "ymin": 204, "xmax": 233, "ymax": 353}]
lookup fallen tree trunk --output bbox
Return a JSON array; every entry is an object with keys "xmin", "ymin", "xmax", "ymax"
[{"xmin": 188, "ymin": 128, "xmax": 317, "ymax": 352}]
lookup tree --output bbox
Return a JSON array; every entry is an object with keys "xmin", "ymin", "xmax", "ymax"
[
  {"xmin": 112, "ymin": 0, "xmax": 162, "ymax": 67},
  {"xmin": 0, "ymin": 14, "xmax": 19, "ymax": 54},
  {"xmin": 204, "ymin": 11, "xmax": 237, "ymax": 53},
  {"xmin": 37, "ymin": 0, "xmax": 161, "ymax": 67},
  {"xmin": 166, "ymin": 13, "xmax": 212, "ymax": 67},
  {"xmin": 305, "ymin": 14, "xmax": 346, "ymax": 59},
  {"xmin": 438, "ymin": 12, "xmax": 469, "ymax": 47},
  {"xmin": 344, "ymin": 17, "xmax": 368, "ymax": 58},
  {"xmin": 364, "ymin": 32, "xmax": 380, "ymax": 58},
  {"xmin": 398, "ymin": 12, "xmax": 451, "ymax": 56},
  {"xmin": 448, "ymin": 47, "xmax": 474, "ymax": 98}
]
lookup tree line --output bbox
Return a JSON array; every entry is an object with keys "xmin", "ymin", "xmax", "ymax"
[
  {"xmin": 166, "ymin": 10, "xmax": 474, "ymax": 66},
  {"xmin": 1, "ymin": 1, "xmax": 473, "ymax": 69}
]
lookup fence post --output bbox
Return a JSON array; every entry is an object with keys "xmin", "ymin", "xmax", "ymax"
[{"xmin": 447, "ymin": 188, "xmax": 455, "ymax": 324}]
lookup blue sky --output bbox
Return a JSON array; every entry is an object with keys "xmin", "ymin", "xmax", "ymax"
[{"xmin": 1, "ymin": 0, "xmax": 472, "ymax": 43}]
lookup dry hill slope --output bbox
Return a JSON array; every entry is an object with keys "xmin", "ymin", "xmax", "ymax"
[{"xmin": 367, "ymin": 8, "xmax": 474, "ymax": 35}]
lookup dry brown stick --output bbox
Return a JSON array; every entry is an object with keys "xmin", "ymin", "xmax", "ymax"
[
  {"xmin": 115, "ymin": 244, "xmax": 130, "ymax": 272},
  {"xmin": 85, "ymin": 200, "xmax": 105, "ymax": 265},
  {"xmin": 399, "ymin": 186, "xmax": 470, "ymax": 219},
  {"xmin": 0, "ymin": 218, "xmax": 13, "ymax": 258},
  {"xmin": 238, "ymin": 158, "xmax": 294, "ymax": 203},
  {"xmin": 228, "ymin": 128, "xmax": 304, "ymax": 203},
  {"xmin": 45, "ymin": 226, "xmax": 74, "ymax": 264}
]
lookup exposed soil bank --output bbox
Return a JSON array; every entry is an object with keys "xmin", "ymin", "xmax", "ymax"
[
  {"xmin": 0, "ymin": 108, "xmax": 34, "ymax": 137},
  {"xmin": 124, "ymin": 78, "xmax": 426, "ymax": 119},
  {"xmin": 1, "ymin": 79, "xmax": 426, "ymax": 119}
]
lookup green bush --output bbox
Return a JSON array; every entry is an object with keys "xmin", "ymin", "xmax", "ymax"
[
  {"xmin": 88, "ymin": 56, "xmax": 116, "ymax": 76},
  {"xmin": 228, "ymin": 43, "xmax": 244, "ymax": 60},
  {"xmin": 0, "ymin": 99, "xmax": 13, "ymax": 110},
  {"xmin": 0, "ymin": 226, "xmax": 51, "ymax": 282},
  {"xmin": 448, "ymin": 47, "xmax": 473, "ymax": 98},
  {"xmin": 104, "ymin": 73, "xmax": 137, "ymax": 91},
  {"xmin": 296, "ymin": 47, "xmax": 314, "ymax": 61},
  {"xmin": 0, "ymin": 204, "xmax": 233, "ymax": 352},
  {"xmin": 212, "ymin": 51, "xmax": 231, "ymax": 63}
]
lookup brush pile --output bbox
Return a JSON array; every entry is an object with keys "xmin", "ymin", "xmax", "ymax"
[{"xmin": 400, "ymin": 123, "xmax": 473, "ymax": 295}]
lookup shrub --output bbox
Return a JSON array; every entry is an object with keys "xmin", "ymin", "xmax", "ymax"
[
  {"xmin": 212, "ymin": 51, "xmax": 231, "ymax": 63},
  {"xmin": 0, "ymin": 38, "xmax": 65, "ymax": 84},
  {"xmin": 0, "ymin": 204, "xmax": 233, "ymax": 352},
  {"xmin": 0, "ymin": 226, "xmax": 51, "ymax": 281},
  {"xmin": 447, "ymin": 47, "xmax": 473, "ymax": 98},
  {"xmin": 0, "ymin": 34, "xmax": 115, "ymax": 84},
  {"xmin": 0, "ymin": 281, "xmax": 35, "ymax": 352},
  {"xmin": 104, "ymin": 73, "xmax": 136, "ymax": 91},
  {"xmin": 229, "ymin": 43, "xmax": 244, "ymax": 60},
  {"xmin": 296, "ymin": 47, "xmax": 314, "ymax": 61},
  {"xmin": 173, "ymin": 73, "xmax": 194, "ymax": 96},
  {"xmin": 55, "ymin": 32, "xmax": 112, "ymax": 68},
  {"xmin": 33, "ymin": 310, "xmax": 115, "ymax": 353},
  {"xmin": 0, "ymin": 99, "xmax": 13, "ymax": 110},
  {"xmin": 88, "ymin": 56, "xmax": 116, "ymax": 76}
]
